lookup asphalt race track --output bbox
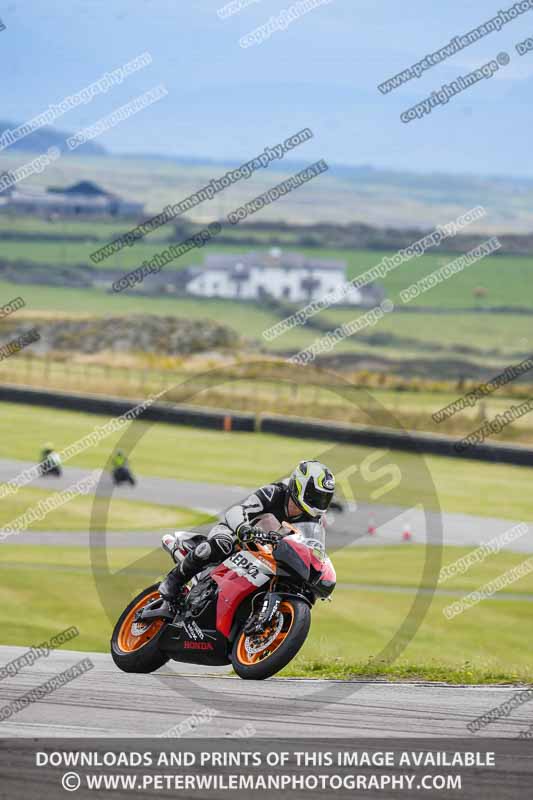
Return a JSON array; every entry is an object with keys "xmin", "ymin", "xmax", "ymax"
[{"xmin": 1, "ymin": 647, "xmax": 532, "ymax": 738}]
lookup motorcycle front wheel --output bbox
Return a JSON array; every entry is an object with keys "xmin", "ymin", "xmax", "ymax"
[
  {"xmin": 231, "ymin": 598, "xmax": 310, "ymax": 680},
  {"xmin": 111, "ymin": 584, "xmax": 169, "ymax": 673}
]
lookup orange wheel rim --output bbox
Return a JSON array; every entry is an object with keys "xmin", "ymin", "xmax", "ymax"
[
  {"xmin": 236, "ymin": 600, "xmax": 295, "ymax": 666},
  {"xmin": 117, "ymin": 591, "xmax": 165, "ymax": 653}
]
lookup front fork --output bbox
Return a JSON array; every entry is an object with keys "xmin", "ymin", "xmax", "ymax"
[
  {"xmin": 243, "ymin": 589, "xmax": 314, "ymax": 635},
  {"xmin": 243, "ymin": 592, "xmax": 282, "ymax": 635}
]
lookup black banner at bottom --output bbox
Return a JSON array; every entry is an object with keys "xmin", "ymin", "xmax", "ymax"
[{"xmin": 0, "ymin": 738, "xmax": 531, "ymax": 799}]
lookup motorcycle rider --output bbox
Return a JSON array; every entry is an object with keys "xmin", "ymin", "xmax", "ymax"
[
  {"xmin": 39, "ymin": 442, "xmax": 62, "ymax": 477},
  {"xmin": 40, "ymin": 442, "xmax": 55, "ymax": 464},
  {"xmin": 111, "ymin": 449, "xmax": 135, "ymax": 485},
  {"xmin": 158, "ymin": 460, "xmax": 335, "ymax": 610},
  {"xmin": 112, "ymin": 449, "xmax": 128, "ymax": 470}
]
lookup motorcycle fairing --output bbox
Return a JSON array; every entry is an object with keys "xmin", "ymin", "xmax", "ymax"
[
  {"xmin": 275, "ymin": 534, "xmax": 336, "ymax": 596},
  {"xmin": 211, "ymin": 549, "xmax": 275, "ymax": 637},
  {"xmin": 158, "ymin": 619, "xmax": 231, "ymax": 666}
]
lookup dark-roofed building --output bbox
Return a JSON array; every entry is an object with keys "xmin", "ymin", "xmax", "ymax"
[{"xmin": 1, "ymin": 180, "xmax": 143, "ymax": 218}]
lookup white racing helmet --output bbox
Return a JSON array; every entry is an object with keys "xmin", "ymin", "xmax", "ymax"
[{"xmin": 288, "ymin": 460, "xmax": 335, "ymax": 517}]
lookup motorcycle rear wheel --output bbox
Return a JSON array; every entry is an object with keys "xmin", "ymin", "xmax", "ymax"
[
  {"xmin": 111, "ymin": 584, "xmax": 169, "ymax": 673},
  {"xmin": 231, "ymin": 598, "xmax": 310, "ymax": 680}
]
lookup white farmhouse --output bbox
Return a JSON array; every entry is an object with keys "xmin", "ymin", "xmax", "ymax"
[{"xmin": 185, "ymin": 248, "xmax": 372, "ymax": 305}]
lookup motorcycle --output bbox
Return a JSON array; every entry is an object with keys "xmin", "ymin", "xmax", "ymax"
[
  {"xmin": 110, "ymin": 516, "xmax": 336, "ymax": 680},
  {"xmin": 39, "ymin": 452, "xmax": 62, "ymax": 478},
  {"xmin": 112, "ymin": 464, "xmax": 136, "ymax": 486}
]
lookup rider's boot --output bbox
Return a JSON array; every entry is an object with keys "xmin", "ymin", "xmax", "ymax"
[{"xmin": 158, "ymin": 549, "xmax": 204, "ymax": 611}]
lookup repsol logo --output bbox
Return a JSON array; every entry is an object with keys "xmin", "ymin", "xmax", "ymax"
[
  {"xmin": 229, "ymin": 552, "xmax": 260, "ymax": 579},
  {"xmin": 183, "ymin": 641, "xmax": 214, "ymax": 650}
]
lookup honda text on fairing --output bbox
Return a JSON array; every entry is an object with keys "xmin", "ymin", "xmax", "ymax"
[{"xmin": 110, "ymin": 517, "xmax": 336, "ymax": 680}]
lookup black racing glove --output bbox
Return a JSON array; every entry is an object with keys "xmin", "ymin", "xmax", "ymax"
[{"xmin": 236, "ymin": 523, "xmax": 264, "ymax": 544}]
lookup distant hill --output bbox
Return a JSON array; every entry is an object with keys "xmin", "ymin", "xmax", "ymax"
[{"xmin": 0, "ymin": 120, "xmax": 107, "ymax": 157}]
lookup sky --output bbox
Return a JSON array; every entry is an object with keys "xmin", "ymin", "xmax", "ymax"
[{"xmin": 1, "ymin": 0, "xmax": 533, "ymax": 175}]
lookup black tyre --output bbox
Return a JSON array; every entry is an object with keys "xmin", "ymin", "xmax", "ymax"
[
  {"xmin": 110, "ymin": 584, "xmax": 169, "ymax": 673},
  {"xmin": 231, "ymin": 598, "xmax": 310, "ymax": 680}
]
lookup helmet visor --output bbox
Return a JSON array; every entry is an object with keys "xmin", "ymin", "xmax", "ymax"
[{"xmin": 303, "ymin": 481, "xmax": 332, "ymax": 511}]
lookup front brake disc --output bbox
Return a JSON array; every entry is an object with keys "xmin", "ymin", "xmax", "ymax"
[{"xmin": 244, "ymin": 612, "xmax": 284, "ymax": 657}]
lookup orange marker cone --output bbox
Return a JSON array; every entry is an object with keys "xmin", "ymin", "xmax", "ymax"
[{"xmin": 367, "ymin": 516, "xmax": 376, "ymax": 535}]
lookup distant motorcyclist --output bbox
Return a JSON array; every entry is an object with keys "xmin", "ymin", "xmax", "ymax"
[
  {"xmin": 158, "ymin": 460, "xmax": 335, "ymax": 611},
  {"xmin": 39, "ymin": 443, "xmax": 62, "ymax": 477},
  {"xmin": 111, "ymin": 449, "xmax": 136, "ymax": 486}
]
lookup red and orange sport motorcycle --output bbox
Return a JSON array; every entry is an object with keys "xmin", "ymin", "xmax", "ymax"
[{"xmin": 111, "ymin": 517, "xmax": 336, "ymax": 680}]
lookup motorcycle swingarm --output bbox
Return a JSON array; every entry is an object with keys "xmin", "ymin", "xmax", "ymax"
[{"xmin": 135, "ymin": 597, "xmax": 175, "ymax": 622}]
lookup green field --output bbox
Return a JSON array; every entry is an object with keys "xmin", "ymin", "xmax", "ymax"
[
  {"xmin": 1, "ymin": 543, "xmax": 531, "ymax": 682},
  {"xmin": 1, "ymin": 278, "xmax": 531, "ymax": 387},
  {"xmin": 2, "ymin": 233, "xmax": 532, "ymax": 312},
  {"xmin": 1, "ymin": 400, "xmax": 533, "ymax": 520}
]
